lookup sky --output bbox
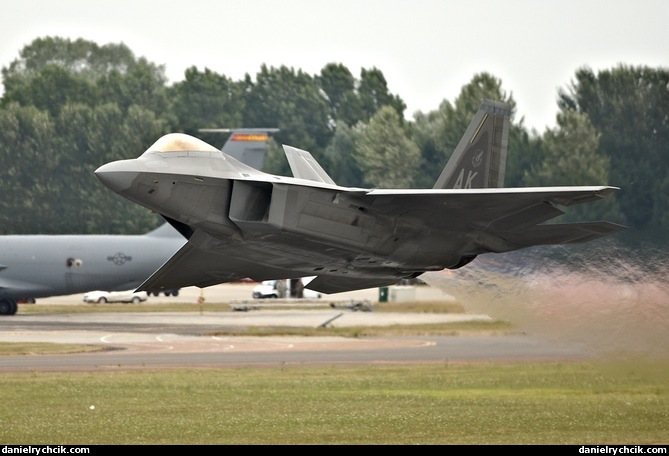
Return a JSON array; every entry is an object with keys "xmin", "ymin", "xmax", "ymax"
[{"xmin": 1, "ymin": 0, "xmax": 667, "ymax": 133}]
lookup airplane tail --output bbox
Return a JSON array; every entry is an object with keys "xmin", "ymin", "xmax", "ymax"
[
  {"xmin": 199, "ymin": 128, "xmax": 279, "ymax": 170},
  {"xmin": 433, "ymin": 99, "xmax": 510, "ymax": 189}
]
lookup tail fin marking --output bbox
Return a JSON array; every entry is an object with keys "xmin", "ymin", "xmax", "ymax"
[{"xmin": 433, "ymin": 99, "xmax": 510, "ymax": 190}]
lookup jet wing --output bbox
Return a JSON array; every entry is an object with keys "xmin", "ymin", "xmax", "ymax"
[
  {"xmin": 360, "ymin": 186, "xmax": 624, "ymax": 252},
  {"xmin": 137, "ymin": 238, "xmax": 400, "ymax": 295},
  {"xmin": 364, "ymin": 186, "xmax": 620, "ymax": 229},
  {"xmin": 366, "ymin": 185, "xmax": 618, "ymax": 210},
  {"xmin": 494, "ymin": 221, "xmax": 625, "ymax": 247},
  {"xmin": 135, "ymin": 231, "xmax": 309, "ymax": 293}
]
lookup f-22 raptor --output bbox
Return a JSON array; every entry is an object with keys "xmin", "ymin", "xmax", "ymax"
[{"xmin": 95, "ymin": 99, "xmax": 626, "ymax": 297}]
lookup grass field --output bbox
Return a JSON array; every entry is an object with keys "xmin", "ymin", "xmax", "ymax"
[
  {"xmin": 0, "ymin": 361, "xmax": 667, "ymax": 444},
  {"xmin": 2, "ymin": 300, "xmax": 668, "ymax": 444},
  {"xmin": 15, "ymin": 298, "xmax": 467, "ymax": 315}
]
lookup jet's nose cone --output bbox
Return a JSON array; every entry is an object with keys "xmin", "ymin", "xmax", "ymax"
[{"xmin": 94, "ymin": 160, "xmax": 140, "ymax": 193}]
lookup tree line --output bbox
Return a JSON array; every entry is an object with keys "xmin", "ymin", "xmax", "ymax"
[{"xmin": 0, "ymin": 36, "xmax": 667, "ymax": 247}]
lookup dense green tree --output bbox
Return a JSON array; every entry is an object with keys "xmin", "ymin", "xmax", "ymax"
[
  {"xmin": 2, "ymin": 36, "xmax": 140, "ymax": 82},
  {"xmin": 90, "ymin": 103, "xmax": 166, "ymax": 233},
  {"xmin": 505, "ymin": 125, "xmax": 543, "ymax": 188},
  {"xmin": 523, "ymin": 109, "xmax": 623, "ymax": 222},
  {"xmin": 523, "ymin": 110, "xmax": 604, "ymax": 186},
  {"xmin": 358, "ymin": 67, "xmax": 406, "ymax": 123},
  {"xmin": 655, "ymin": 174, "xmax": 669, "ymax": 229},
  {"xmin": 242, "ymin": 65, "xmax": 332, "ymax": 157},
  {"xmin": 411, "ymin": 73, "xmax": 519, "ymax": 187},
  {"xmin": 322, "ymin": 122, "xmax": 364, "ymax": 187},
  {"xmin": 1, "ymin": 64, "xmax": 98, "ymax": 117},
  {"xmin": 167, "ymin": 66, "xmax": 244, "ymax": 138},
  {"xmin": 354, "ymin": 105, "xmax": 420, "ymax": 188},
  {"xmin": 2, "ymin": 36, "xmax": 168, "ymax": 119},
  {"xmin": 258, "ymin": 139, "xmax": 291, "ymax": 177},
  {"xmin": 0, "ymin": 101, "xmax": 166, "ymax": 234},
  {"xmin": 317, "ymin": 63, "xmax": 363, "ymax": 128},
  {"xmin": 0, "ymin": 103, "xmax": 56, "ymax": 233},
  {"xmin": 0, "ymin": 37, "xmax": 169, "ymax": 234},
  {"xmin": 50, "ymin": 102, "xmax": 99, "ymax": 232},
  {"xmin": 557, "ymin": 64, "xmax": 669, "ymax": 231},
  {"xmin": 96, "ymin": 57, "xmax": 169, "ymax": 115},
  {"xmin": 410, "ymin": 106, "xmax": 446, "ymax": 188}
]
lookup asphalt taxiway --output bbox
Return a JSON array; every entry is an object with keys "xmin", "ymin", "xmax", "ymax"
[{"xmin": 0, "ymin": 283, "xmax": 592, "ymax": 371}]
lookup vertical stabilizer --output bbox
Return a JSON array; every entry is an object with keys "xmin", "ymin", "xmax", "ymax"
[
  {"xmin": 433, "ymin": 99, "xmax": 510, "ymax": 189},
  {"xmin": 283, "ymin": 145, "xmax": 337, "ymax": 185},
  {"xmin": 199, "ymin": 128, "xmax": 279, "ymax": 170}
]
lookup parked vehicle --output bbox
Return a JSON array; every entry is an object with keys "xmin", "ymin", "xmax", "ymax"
[
  {"xmin": 252, "ymin": 278, "xmax": 321, "ymax": 299},
  {"xmin": 83, "ymin": 289, "xmax": 148, "ymax": 304}
]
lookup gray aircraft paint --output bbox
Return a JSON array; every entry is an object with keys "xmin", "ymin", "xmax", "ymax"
[{"xmin": 95, "ymin": 100, "xmax": 626, "ymax": 296}]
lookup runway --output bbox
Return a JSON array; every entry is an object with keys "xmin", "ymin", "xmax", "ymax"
[{"xmin": 0, "ymin": 283, "xmax": 593, "ymax": 371}]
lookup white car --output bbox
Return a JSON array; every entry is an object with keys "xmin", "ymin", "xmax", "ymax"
[
  {"xmin": 83, "ymin": 289, "xmax": 148, "ymax": 304},
  {"xmin": 252, "ymin": 278, "xmax": 322, "ymax": 299}
]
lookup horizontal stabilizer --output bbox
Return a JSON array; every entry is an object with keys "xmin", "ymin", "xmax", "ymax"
[
  {"xmin": 365, "ymin": 186, "xmax": 620, "ymax": 227},
  {"xmin": 499, "ymin": 221, "xmax": 627, "ymax": 248}
]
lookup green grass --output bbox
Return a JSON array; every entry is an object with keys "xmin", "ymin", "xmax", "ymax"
[
  {"xmin": 17, "ymin": 301, "xmax": 236, "ymax": 314},
  {"xmin": 17, "ymin": 299, "xmax": 466, "ymax": 315},
  {"xmin": 7, "ymin": 300, "xmax": 668, "ymax": 444},
  {"xmin": 0, "ymin": 362, "xmax": 667, "ymax": 444},
  {"xmin": 0, "ymin": 342, "xmax": 112, "ymax": 356}
]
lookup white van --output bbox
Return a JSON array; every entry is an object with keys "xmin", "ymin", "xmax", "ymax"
[{"xmin": 252, "ymin": 277, "xmax": 321, "ymax": 299}]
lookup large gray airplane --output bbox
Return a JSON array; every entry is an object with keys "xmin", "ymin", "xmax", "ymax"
[
  {"xmin": 0, "ymin": 128, "xmax": 277, "ymax": 315},
  {"xmin": 95, "ymin": 99, "xmax": 626, "ymax": 297}
]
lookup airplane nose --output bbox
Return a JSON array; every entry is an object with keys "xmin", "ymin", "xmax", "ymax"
[{"xmin": 94, "ymin": 160, "xmax": 140, "ymax": 193}]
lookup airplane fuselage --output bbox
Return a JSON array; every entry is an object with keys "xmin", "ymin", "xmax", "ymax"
[{"xmin": 0, "ymin": 229, "xmax": 185, "ymax": 301}]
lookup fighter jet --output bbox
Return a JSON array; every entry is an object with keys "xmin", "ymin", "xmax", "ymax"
[
  {"xmin": 0, "ymin": 128, "xmax": 277, "ymax": 315},
  {"xmin": 94, "ymin": 99, "xmax": 626, "ymax": 296}
]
